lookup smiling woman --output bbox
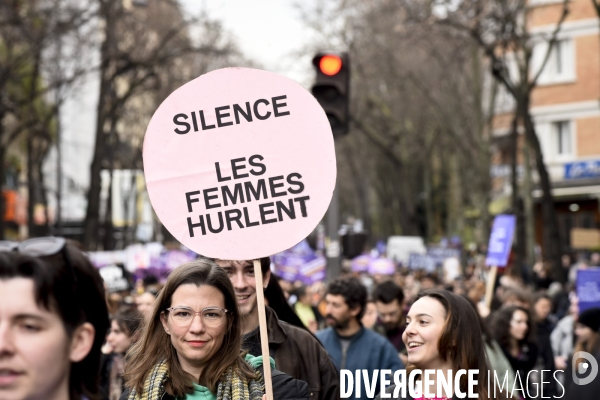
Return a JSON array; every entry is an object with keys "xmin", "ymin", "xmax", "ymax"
[
  {"xmin": 122, "ymin": 259, "xmax": 308, "ymax": 400},
  {"xmin": 378, "ymin": 289, "xmax": 509, "ymax": 400}
]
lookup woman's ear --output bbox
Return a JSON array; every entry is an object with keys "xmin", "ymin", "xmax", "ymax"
[
  {"xmin": 69, "ymin": 322, "xmax": 95, "ymax": 363},
  {"xmin": 160, "ymin": 312, "xmax": 170, "ymax": 335}
]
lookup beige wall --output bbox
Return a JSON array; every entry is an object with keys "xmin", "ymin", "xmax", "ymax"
[{"xmin": 577, "ymin": 116, "xmax": 600, "ymax": 156}]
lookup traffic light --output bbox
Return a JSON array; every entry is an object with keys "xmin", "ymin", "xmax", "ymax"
[{"xmin": 311, "ymin": 52, "xmax": 350, "ymax": 137}]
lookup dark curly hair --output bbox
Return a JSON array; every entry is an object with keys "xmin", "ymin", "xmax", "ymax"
[
  {"xmin": 492, "ymin": 305, "xmax": 534, "ymax": 350},
  {"xmin": 326, "ymin": 276, "xmax": 367, "ymax": 320},
  {"xmin": 372, "ymin": 280, "xmax": 405, "ymax": 305}
]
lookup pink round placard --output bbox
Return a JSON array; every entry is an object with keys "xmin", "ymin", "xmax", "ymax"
[{"xmin": 143, "ymin": 68, "xmax": 336, "ymax": 260}]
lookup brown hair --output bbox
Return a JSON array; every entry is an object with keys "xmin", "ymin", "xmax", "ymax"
[
  {"xmin": 574, "ymin": 330, "xmax": 600, "ymax": 369},
  {"xmin": 124, "ymin": 259, "xmax": 255, "ymax": 397},
  {"xmin": 408, "ymin": 289, "xmax": 506, "ymax": 399}
]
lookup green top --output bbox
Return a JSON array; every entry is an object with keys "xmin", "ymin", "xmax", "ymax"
[
  {"xmin": 294, "ymin": 302, "xmax": 316, "ymax": 329},
  {"xmin": 179, "ymin": 354, "xmax": 275, "ymax": 400}
]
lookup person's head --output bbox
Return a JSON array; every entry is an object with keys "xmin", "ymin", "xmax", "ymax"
[
  {"xmin": 125, "ymin": 259, "xmax": 253, "ymax": 398},
  {"xmin": 574, "ymin": 308, "xmax": 600, "ymax": 350},
  {"xmin": 135, "ymin": 291, "xmax": 157, "ymax": 320},
  {"xmin": 107, "ymin": 308, "xmax": 143, "ymax": 354},
  {"xmin": 0, "ymin": 239, "xmax": 109, "ymax": 400},
  {"xmin": 361, "ymin": 299, "xmax": 378, "ymax": 329},
  {"xmin": 532, "ymin": 292, "xmax": 553, "ymax": 322},
  {"xmin": 402, "ymin": 289, "xmax": 492, "ymax": 398},
  {"xmin": 324, "ymin": 277, "xmax": 367, "ymax": 330},
  {"xmin": 215, "ymin": 257, "xmax": 270, "ymax": 319},
  {"xmin": 294, "ymin": 285, "xmax": 311, "ymax": 306},
  {"xmin": 492, "ymin": 305, "xmax": 533, "ymax": 349},
  {"xmin": 420, "ymin": 274, "xmax": 438, "ymax": 290},
  {"xmin": 501, "ymin": 287, "xmax": 531, "ymax": 309},
  {"xmin": 372, "ymin": 280, "xmax": 405, "ymax": 331}
]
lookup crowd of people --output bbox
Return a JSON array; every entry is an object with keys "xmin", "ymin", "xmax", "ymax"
[{"xmin": 1, "ymin": 237, "xmax": 599, "ymax": 400}]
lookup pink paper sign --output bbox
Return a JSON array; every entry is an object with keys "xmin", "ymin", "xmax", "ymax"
[{"xmin": 143, "ymin": 68, "xmax": 337, "ymax": 260}]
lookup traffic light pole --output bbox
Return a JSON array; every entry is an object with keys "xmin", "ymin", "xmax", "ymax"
[{"xmin": 326, "ymin": 180, "xmax": 341, "ymax": 281}]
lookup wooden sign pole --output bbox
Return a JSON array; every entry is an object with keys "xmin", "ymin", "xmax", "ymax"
[
  {"xmin": 254, "ymin": 259, "xmax": 273, "ymax": 400},
  {"xmin": 485, "ymin": 265, "xmax": 498, "ymax": 310}
]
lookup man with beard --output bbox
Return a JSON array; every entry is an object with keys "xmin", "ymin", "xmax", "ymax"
[
  {"xmin": 316, "ymin": 277, "xmax": 403, "ymax": 400},
  {"xmin": 215, "ymin": 257, "xmax": 339, "ymax": 400},
  {"xmin": 372, "ymin": 280, "xmax": 406, "ymax": 352}
]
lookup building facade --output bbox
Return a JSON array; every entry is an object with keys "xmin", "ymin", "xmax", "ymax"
[{"xmin": 491, "ymin": 0, "xmax": 600, "ymax": 252}]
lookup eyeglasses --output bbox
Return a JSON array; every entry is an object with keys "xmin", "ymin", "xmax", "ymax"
[
  {"xmin": 0, "ymin": 236, "xmax": 68, "ymax": 256},
  {"xmin": 0, "ymin": 237, "xmax": 76, "ymax": 282},
  {"xmin": 165, "ymin": 306, "xmax": 228, "ymax": 328}
]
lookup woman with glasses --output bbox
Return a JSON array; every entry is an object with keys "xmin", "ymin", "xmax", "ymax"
[
  {"xmin": 122, "ymin": 259, "xmax": 308, "ymax": 400},
  {"xmin": 0, "ymin": 238, "xmax": 110, "ymax": 400}
]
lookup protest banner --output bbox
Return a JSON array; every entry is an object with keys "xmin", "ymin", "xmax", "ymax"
[
  {"xmin": 407, "ymin": 253, "xmax": 436, "ymax": 272},
  {"xmin": 485, "ymin": 214, "xmax": 516, "ymax": 308},
  {"xmin": 386, "ymin": 236, "xmax": 426, "ymax": 264},
  {"xmin": 368, "ymin": 257, "xmax": 396, "ymax": 275},
  {"xmin": 577, "ymin": 269, "xmax": 600, "ymax": 313},
  {"xmin": 143, "ymin": 68, "xmax": 336, "ymax": 399},
  {"xmin": 351, "ymin": 254, "xmax": 372, "ymax": 273}
]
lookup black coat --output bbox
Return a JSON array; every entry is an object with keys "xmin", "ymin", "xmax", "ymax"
[{"xmin": 375, "ymin": 385, "xmax": 461, "ymax": 400}]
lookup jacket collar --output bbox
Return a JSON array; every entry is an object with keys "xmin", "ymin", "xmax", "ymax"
[
  {"xmin": 265, "ymin": 306, "xmax": 288, "ymax": 345},
  {"xmin": 333, "ymin": 325, "xmax": 365, "ymax": 344}
]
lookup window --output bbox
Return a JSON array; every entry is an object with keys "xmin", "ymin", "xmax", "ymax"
[
  {"xmin": 553, "ymin": 121, "xmax": 572, "ymax": 156},
  {"xmin": 532, "ymin": 38, "xmax": 575, "ymax": 85},
  {"xmin": 552, "ymin": 40, "xmax": 564, "ymax": 75}
]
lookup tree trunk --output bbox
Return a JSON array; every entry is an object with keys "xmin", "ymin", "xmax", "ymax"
[
  {"xmin": 520, "ymin": 98, "xmax": 566, "ymax": 283},
  {"xmin": 83, "ymin": 0, "xmax": 117, "ymax": 249},
  {"xmin": 510, "ymin": 113, "xmax": 525, "ymax": 278},
  {"xmin": 103, "ymin": 168, "xmax": 114, "ymax": 250},
  {"xmin": 523, "ymin": 140, "xmax": 536, "ymax": 269},
  {"xmin": 26, "ymin": 52, "xmax": 42, "ymax": 238}
]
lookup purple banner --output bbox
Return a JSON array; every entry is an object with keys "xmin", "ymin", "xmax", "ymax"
[
  {"xmin": 485, "ymin": 214, "xmax": 516, "ymax": 268},
  {"xmin": 351, "ymin": 254, "xmax": 372, "ymax": 273},
  {"xmin": 272, "ymin": 240, "xmax": 326, "ymax": 284},
  {"xmin": 577, "ymin": 269, "xmax": 600, "ymax": 313},
  {"xmin": 368, "ymin": 257, "xmax": 396, "ymax": 275}
]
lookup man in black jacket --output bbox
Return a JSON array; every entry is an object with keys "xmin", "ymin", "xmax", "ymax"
[{"xmin": 216, "ymin": 257, "xmax": 340, "ymax": 400}]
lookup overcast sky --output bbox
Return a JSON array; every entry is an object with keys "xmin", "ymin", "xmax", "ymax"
[{"xmin": 182, "ymin": 0, "xmax": 314, "ymax": 86}]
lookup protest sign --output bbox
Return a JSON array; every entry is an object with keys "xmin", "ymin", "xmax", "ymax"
[
  {"xmin": 386, "ymin": 236, "xmax": 426, "ymax": 264},
  {"xmin": 368, "ymin": 257, "xmax": 396, "ymax": 275},
  {"xmin": 577, "ymin": 269, "xmax": 600, "ymax": 313},
  {"xmin": 351, "ymin": 254, "xmax": 372, "ymax": 273},
  {"xmin": 143, "ymin": 68, "xmax": 336, "ymax": 399},
  {"xmin": 407, "ymin": 253, "xmax": 436, "ymax": 272},
  {"xmin": 427, "ymin": 247, "xmax": 461, "ymax": 265},
  {"xmin": 485, "ymin": 214, "xmax": 516, "ymax": 309},
  {"xmin": 485, "ymin": 214, "xmax": 516, "ymax": 268},
  {"xmin": 272, "ymin": 240, "xmax": 325, "ymax": 283},
  {"xmin": 143, "ymin": 68, "xmax": 336, "ymax": 261}
]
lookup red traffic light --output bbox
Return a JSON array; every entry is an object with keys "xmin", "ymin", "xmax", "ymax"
[{"xmin": 319, "ymin": 55, "xmax": 343, "ymax": 76}]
